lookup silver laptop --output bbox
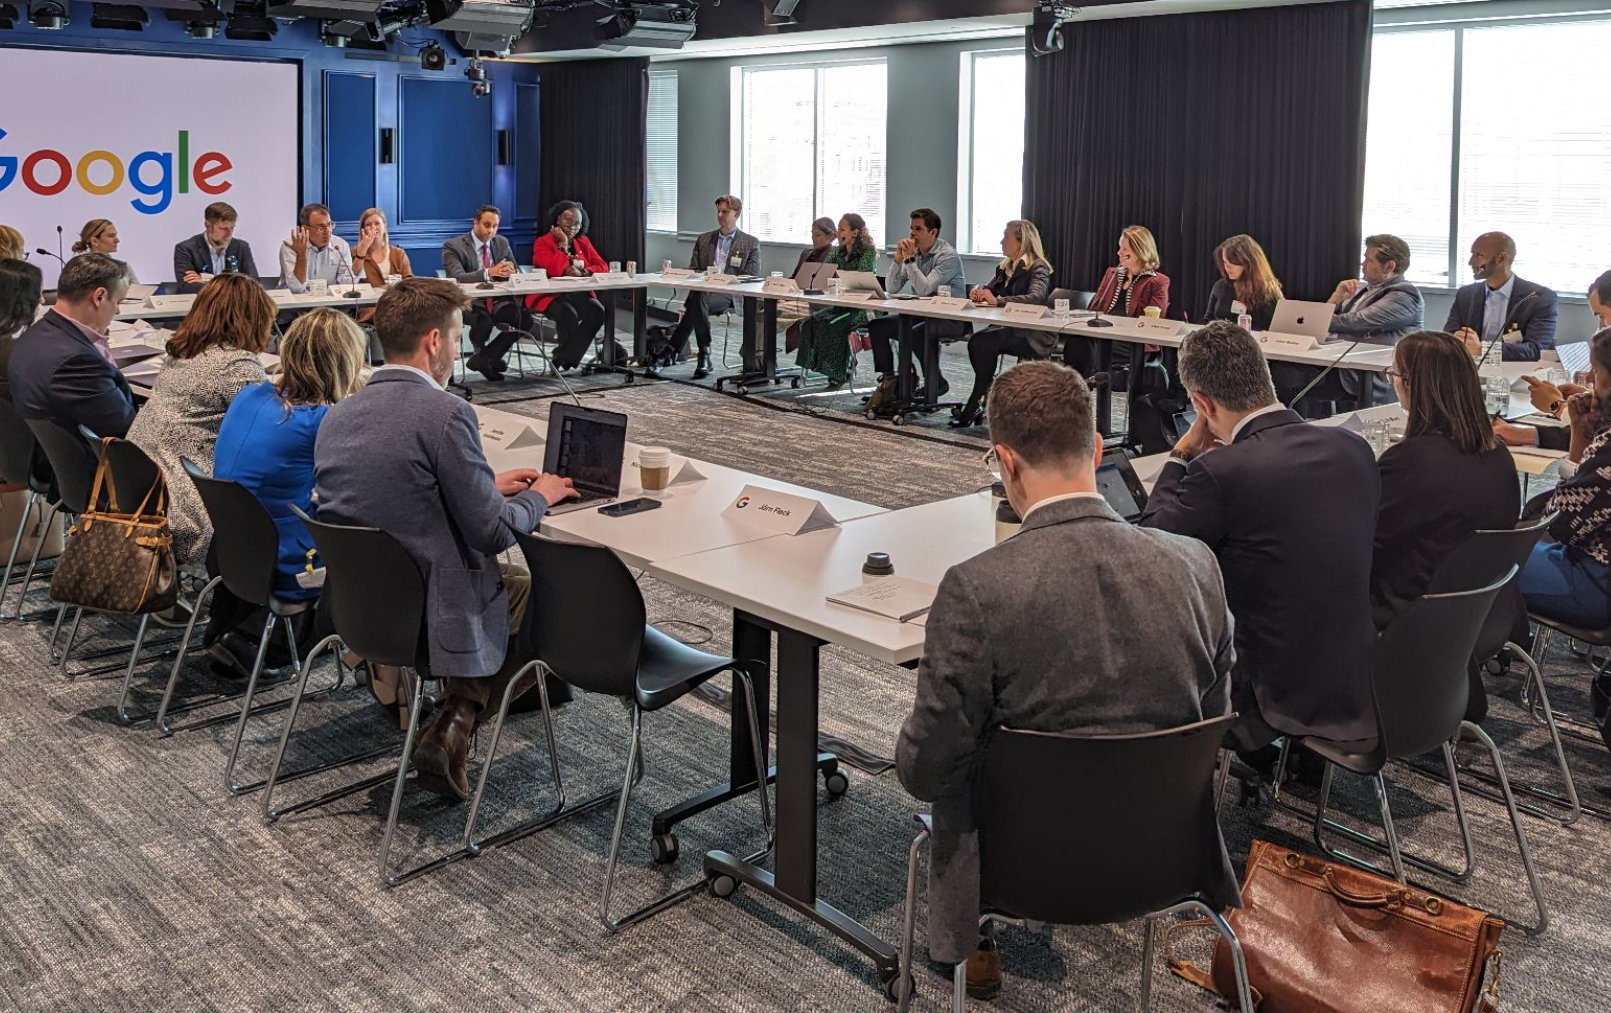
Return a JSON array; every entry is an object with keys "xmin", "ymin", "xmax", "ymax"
[
  {"xmin": 120, "ymin": 284, "xmax": 158, "ymax": 304},
  {"xmin": 1267, "ymin": 299, "xmax": 1336, "ymax": 341},
  {"xmin": 794, "ymin": 261, "xmax": 836, "ymax": 292},
  {"xmin": 836, "ymin": 270, "xmax": 886, "ymax": 298}
]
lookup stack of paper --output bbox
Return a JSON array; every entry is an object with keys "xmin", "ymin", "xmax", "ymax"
[{"xmin": 826, "ymin": 577, "xmax": 939, "ymax": 623}]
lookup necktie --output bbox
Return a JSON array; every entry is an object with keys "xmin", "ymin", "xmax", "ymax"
[{"xmin": 480, "ymin": 242, "xmax": 494, "ymax": 312}]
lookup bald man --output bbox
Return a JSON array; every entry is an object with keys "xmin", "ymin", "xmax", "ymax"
[{"xmin": 1446, "ymin": 231, "xmax": 1558, "ymax": 362}]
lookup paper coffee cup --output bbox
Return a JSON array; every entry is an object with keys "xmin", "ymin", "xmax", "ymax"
[
  {"xmin": 1142, "ymin": 306, "xmax": 1162, "ymax": 319},
  {"xmin": 640, "ymin": 446, "xmax": 672, "ymax": 492}
]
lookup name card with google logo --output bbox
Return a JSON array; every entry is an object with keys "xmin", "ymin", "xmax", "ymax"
[
  {"xmin": 1001, "ymin": 303, "xmax": 1048, "ymax": 322},
  {"xmin": 1257, "ymin": 331, "xmax": 1323, "ymax": 353},
  {"xmin": 721, "ymin": 484, "xmax": 840, "ymax": 536}
]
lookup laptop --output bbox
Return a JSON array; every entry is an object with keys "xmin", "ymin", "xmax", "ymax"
[
  {"xmin": 120, "ymin": 284, "xmax": 158, "ymax": 305},
  {"xmin": 1266, "ymin": 299, "xmax": 1336, "ymax": 342},
  {"xmin": 1558, "ymin": 341, "xmax": 1591, "ymax": 377},
  {"xmin": 1096, "ymin": 451, "xmax": 1149, "ymax": 522},
  {"xmin": 795, "ymin": 262, "xmax": 836, "ymax": 293},
  {"xmin": 540, "ymin": 403, "xmax": 629, "ymax": 515},
  {"xmin": 837, "ymin": 270, "xmax": 887, "ymax": 299}
]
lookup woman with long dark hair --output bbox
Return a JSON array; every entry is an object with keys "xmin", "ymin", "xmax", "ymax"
[
  {"xmin": 1205, "ymin": 234, "xmax": 1282, "ymax": 331},
  {"xmin": 1370, "ymin": 330, "xmax": 1517, "ymax": 628},
  {"xmin": 1522, "ymin": 326, "xmax": 1611, "ymax": 628},
  {"xmin": 794, "ymin": 213, "xmax": 877, "ymax": 389}
]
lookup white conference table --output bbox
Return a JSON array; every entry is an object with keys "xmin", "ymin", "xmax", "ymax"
[{"xmin": 640, "ymin": 490, "xmax": 997, "ymax": 991}]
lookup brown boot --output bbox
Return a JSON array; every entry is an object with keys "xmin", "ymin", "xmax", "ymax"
[
  {"xmin": 412, "ymin": 697, "xmax": 477, "ymax": 800},
  {"xmin": 965, "ymin": 944, "xmax": 1002, "ymax": 1000}
]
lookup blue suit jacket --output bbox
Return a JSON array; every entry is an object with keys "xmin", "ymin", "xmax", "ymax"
[
  {"xmin": 173, "ymin": 233, "xmax": 259, "ymax": 293},
  {"xmin": 313, "ymin": 369, "xmax": 547, "ymax": 678},
  {"xmin": 1139, "ymin": 408, "xmax": 1380, "ymax": 748},
  {"xmin": 1443, "ymin": 275, "xmax": 1558, "ymax": 361},
  {"xmin": 9, "ymin": 310, "xmax": 136, "ymax": 438}
]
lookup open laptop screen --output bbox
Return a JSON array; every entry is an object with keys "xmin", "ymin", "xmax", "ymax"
[
  {"xmin": 1095, "ymin": 453, "xmax": 1149, "ymax": 522},
  {"xmin": 543, "ymin": 404, "xmax": 628, "ymax": 496}
]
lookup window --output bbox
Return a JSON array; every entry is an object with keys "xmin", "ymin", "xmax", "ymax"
[
  {"xmin": 959, "ymin": 50, "xmax": 1026, "ymax": 256},
  {"xmin": 737, "ymin": 61, "xmax": 887, "ymax": 246},
  {"xmin": 646, "ymin": 71, "xmax": 678, "ymax": 234},
  {"xmin": 1363, "ymin": 18, "xmax": 1611, "ymax": 293}
]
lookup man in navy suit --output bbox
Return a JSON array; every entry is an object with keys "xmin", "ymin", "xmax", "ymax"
[
  {"xmin": 1445, "ymin": 231, "xmax": 1559, "ymax": 362},
  {"xmin": 9, "ymin": 253, "xmax": 135, "ymax": 439},
  {"xmin": 1141, "ymin": 320, "xmax": 1380, "ymax": 753},
  {"xmin": 173, "ymin": 201, "xmax": 259, "ymax": 294}
]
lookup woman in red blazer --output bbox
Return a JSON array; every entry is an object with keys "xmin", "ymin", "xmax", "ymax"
[
  {"xmin": 1063, "ymin": 225, "xmax": 1172, "ymax": 378},
  {"xmin": 527, "ymin": 200, "xmax": 625, "ymax": 369}
]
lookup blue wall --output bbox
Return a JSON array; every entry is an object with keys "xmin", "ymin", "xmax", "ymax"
[{"xmin": 0, "ymin": 6, "xmax": 541, "ymax": 270}]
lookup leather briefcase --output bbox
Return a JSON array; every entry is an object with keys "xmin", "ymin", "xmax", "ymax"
[
  {"xmin": 1170, "ymin": 840, "xmax": 1504, "ymax": 1013},
  {"xmin": 49, "ymin": 444, "xmax": 178, "ymax": 616}
]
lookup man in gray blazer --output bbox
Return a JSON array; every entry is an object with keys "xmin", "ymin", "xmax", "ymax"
[
  {"xmin": 664, "ymin": 194, "xmax": 761, "ymax": 378},
  {"xmin": 441, "ymin": 205, "xmax": 526, "ymax": 382},
  {"xmin": 897, "ymin": 361, "xmax": 1237, "ymax": 998},
  {"xmin": 315, "ymin": 277, "xmax": 576, "ymax": 797}
]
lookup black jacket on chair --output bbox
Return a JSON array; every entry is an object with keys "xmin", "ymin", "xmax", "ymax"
[
  {"xmin": 1140, "ymin": 408, "xmax": 1380, "ymax": 748},
  {"xmin": 1370, "ymin": 435, "xmax": 1519, "ymax": 629},
  {"xmin": 8, "ymin": 310, "xmax": 135, "ymax": 439}
]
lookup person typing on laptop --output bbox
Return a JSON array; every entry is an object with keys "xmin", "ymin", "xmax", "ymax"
[{"xmin": 315, "ymin": 277, "xmax": 577, "ymax": 799}]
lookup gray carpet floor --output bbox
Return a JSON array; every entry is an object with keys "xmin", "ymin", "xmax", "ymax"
[{"xmin": 2, "ymin": 382, "xmax": 1608, "ymax": 1012}]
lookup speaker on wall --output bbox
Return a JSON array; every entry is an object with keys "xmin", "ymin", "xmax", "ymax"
[
  {"xmin": 379, "ymin": 126, "xmax": 394, "ymax": 164},
  {"xmin": 497, "ymin": 128, "xmax": 511, "ymax": 166}
]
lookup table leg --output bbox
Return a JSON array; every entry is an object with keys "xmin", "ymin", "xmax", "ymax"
[
  {"xmin": 632, "ymin": 287, "xmax": 648, "ymax": 363},
  {"xmin": 715, "ymin": 294, "xmax": 801, "ymax": 392},
  {"xmin": 703, "ymin": 625, "xmax": 899, "ymax": 991},
  {"xmin": 896, "ymin": 315, "xmax": 917, "ymax": 403}
]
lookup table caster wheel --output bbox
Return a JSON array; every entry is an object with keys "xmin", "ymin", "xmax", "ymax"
[
  {"xmin": 883, "ymin": 973, "xmax": 915, "ymax": 1003},
  {"xmin": 865, "ymin": 409, "xmax": 878, "ymax": 421},
  {"xmin": 737, "ymin": 385, "xmax": 750, "ymax": 395},
  {"xmin": 623, "ymin": 371, "xmax": 635, "ymax": 383},
  {"xmin": 650, "ymin": 832, "xmax": 679, "ymax": 865},
  {"xmin": 710, "ymin": 873, "xmax": 738, "ymax": 899},
  {"xmin": 771, "ymin": 378, "xmax": 782, "ymax": 386},
  {"xmin": 892, "ymin": 414, "xmax": 906, "ymax": 426},
  {"xmin": 823, "ymin": 769, "xmax": 849, "ymax": 796},
  {"xmin": 791, "ymin": 376, "xmax": 803, "ymax": 389}
]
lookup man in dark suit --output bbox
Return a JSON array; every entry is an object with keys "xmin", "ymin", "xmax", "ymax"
[
  {"xmin": 1141, "ymin": 320, "xmax": 1379, "ymax": 753},
  {"xmin": 898, "ymin": 361, "xmax": 1236, "ymax": 997},
  {"xmin": 173, "ymin": 201, "xmax": 258, "ymax": 294},
  {"xmin": 1445, "ymin": 232, "xmax": 1558, "ymax": 362},
  {"xmin": 315, "ymin": 278, "xmax": 577, "ymax": 797},
  {"xmin": 664, "ymin": 195, "xmax": 760, "ymax": 378},
  {"xmin": 9, "ymin": 253, "xmax": 135, "ymax": 439},
  {"xmin": 441, "ymin": 205, "xmax": 526, "ymax": 382}
]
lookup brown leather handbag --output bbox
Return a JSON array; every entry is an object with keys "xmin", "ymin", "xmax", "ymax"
[
  {"xmin": 1169, "ymin": 840, "xmax": 1504, "ymax": 1013},
  {"xmin": 49, "ymin": 445, "xmax": 178, "ymax": 615}
]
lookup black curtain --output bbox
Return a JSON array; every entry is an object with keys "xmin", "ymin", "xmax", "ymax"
[
  {"xmin": 1024, "ymin": 0, "xmax": 1373, "ymax": 322},
  {"xmin": 538, "ymin": 57, "xmax": 648, "ymax": 268}
]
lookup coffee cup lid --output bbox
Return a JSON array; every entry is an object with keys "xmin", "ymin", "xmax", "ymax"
[{"xmin": 640, "ymin": 446, "xmax": 672, "ymax": 465}]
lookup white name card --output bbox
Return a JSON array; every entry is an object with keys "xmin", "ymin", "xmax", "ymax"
[
  {"xmin": 721, "ymin": 484, "xmax": 839, "ymax": 536},
  {"xmin": 147, "ymin": 295, "xmax": 195, "ymax": 312},
  {"xmin": 763, "ymin": 277, "xmax": 802, "ymax": 295},
  {"xmin": 700, "ymin": 274, "xmax": 738, "ymax": 286},
  {"xmin": 925, "ymin": 296, "xmax": 971, "ymax": 312},
  {"xmin": 1002, "ymin": 303, "xmax": 1048, "ymax": 321},
  {"xmin": 834, "ymin": 292, "xmax": 877, "ymax": 302},
  {"xmin": 1133, "ymin": 317, "xmax": 1184, "ymax": 337},
  {"xmin": 593, "ymin": 271, "xmax": 631, "ymax": 283},
  {"xmin": 1258, "ymin": 331, "xmax": 1322, "ymax": 352},
  {"xmin": 661, "ymin": 268, "xmax": 695, "ymax": 279}
]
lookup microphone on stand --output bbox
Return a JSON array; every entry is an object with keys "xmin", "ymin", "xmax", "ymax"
[
  {"xmin": 56, "ymin": 225, "xmax": 65, "ymax": 264},
  {"xmin": 334, "ymin": 245, "xmax": 362, "ymax": 299},
  {"xmin": 34, "ymin": 248, "xmax": 66, "ymax": 265}
]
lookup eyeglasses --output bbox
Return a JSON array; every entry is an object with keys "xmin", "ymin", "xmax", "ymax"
[{"xmin": 1383, "ymin": 367, "xmax": 1403, "ymax": 380}]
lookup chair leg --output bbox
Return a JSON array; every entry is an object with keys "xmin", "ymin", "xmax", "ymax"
[
  {"xmin": 1440, "ymin": 742, "xmax": 1476, "ymax": 881},
  {"xmin": 896, "ymin": 824, "xmax": 931, "ymax": 1013},
  {"xmin": 153, "ymin": 575, "xmax": 223, "ymax": 735},
  {"xmin": 1214, "ymin": 749, "xmax": 1232, "ymax": 814},
  {"xmin": 6, "ymin": 501, "xmax": 58, "ymax": 623},
  {"xmin": 734, "ymin": 668, "xmax": 774, "ymax": 840},
  {"xmin": 114, "ymin": 613, "xmax": 153, "ymax": 724},
  {"xmin": 55, "ymin": 607, "xmax": 84, "ymax": 669},
  {"xmin": 1462, "ymin": 721, "xmax": 1551, "ymax": 934},
  {"xmin": 1511, "ymin": 642, "xmax": 1582, "ymax": 825},
  {"xmin": 1193, "ymin": 903, "xmax": 1255, "ymax": 1013},
  {"xmin": 0, "ymin": 489, "xmax": 37, "ymax": 620},
  {"xmin": 378, "ymin": 669, "xmax": 430, "ymax": 887},
  {"xmin": 599, "ymin": 704, "xmax": 645, "ymax": 932},
  {"xmin": 1373, "ymin": 773, "xmax": 1408, "ymax": 883},
  {"xmin": 261, "ymin": 634, "xmax": 340, "ymax": 821},
  {"xmin": 223, "ymin": 613, "xmax": 279, "ymax": 793},
  {"xmin": 952, "ymin": 961, "xmax": 967, "ymax": 1013},
  {"xmin": 47, "ymin": 601, "xmax": 68, "ymax": 652},
  {"xmin": 1139, "ymin": 917, "xmax": 1157, "ymax": 1013},
  {"xmin": 463, "ymin": 662, "xmax": 557, "ymax": 853}
]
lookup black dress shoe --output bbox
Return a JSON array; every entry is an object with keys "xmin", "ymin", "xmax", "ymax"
[
  {"xmin": 949, "ymin": 393, "xmax": 984, "ymax": 427},
  {"xmin": 693, "ymin": 349, "xmax": 712, "ymax": 380},
  {"xmin": 465, "ymin": 354, "xmax": 504, "ymax": 382}
]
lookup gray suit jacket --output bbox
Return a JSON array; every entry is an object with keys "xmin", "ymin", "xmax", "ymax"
[
  {"xmin": 442, "ymin": 232, "xmax": 517, "ymax": 285},
  {"xmin": 896, "ymin": 496, "xmax": 1236, "ymax": 962},
  {"xmin": 688, "ymin": 229, "xmax": 760, "ymax": 315},
  {"xmin": 313, "ymin": 369, "xmax": 547, "ymax": 679}
]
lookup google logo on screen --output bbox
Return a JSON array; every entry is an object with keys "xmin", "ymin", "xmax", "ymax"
[{"xmin": 0, "ymin": 128, "xmax": 233, "ymax": 215}]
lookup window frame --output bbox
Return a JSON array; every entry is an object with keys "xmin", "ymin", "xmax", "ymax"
[{"xmin": 956, "ymin": 46, "xmax": 1027, "ymax": 257}]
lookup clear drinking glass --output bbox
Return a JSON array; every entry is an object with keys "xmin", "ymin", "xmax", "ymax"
[
  {"xmin": 1055, "ymin": 298, "xmax": 1071, "ymax": 319},
  {"xmin": 937, "ymin": 285, "xmax": 952, "ymax": 299},
  {"xmin": 608, "ymin": 260, "xmax": 621, "ymax": 273},
  {"xmin": 661, "ymin": 259, "xmax": 673, "ymax": 274}
]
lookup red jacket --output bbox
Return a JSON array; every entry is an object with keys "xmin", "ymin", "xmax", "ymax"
[
  {"xmin": 527, "ymin": 233, "xmax": 609, "ymax": 311},
  {"xmin": 1093, "ymin": 266, "xmax": 1171, "ymax": 319}
]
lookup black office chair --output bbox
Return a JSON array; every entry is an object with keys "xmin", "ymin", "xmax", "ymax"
[
  {"xmin": 261, "ymin": 507, "xmax": 477, "ymax": 887},
  {"xmin": 1421, "ymin": 516, "xmax": 1579, "ymax": 825},
  {"xmin": 0, "ymin": 398, "xmax": 56, "ymax": 622},
  {"xmin": 21, "ymin": 419, "xmax": 97, "ymax": 647},
  {"xmin": 179, "ymin": 459, "xmax": 325, "ymax": 791},
  {"xmin": 1524, "ymin": 548, "xmax": 1611, "ymax": 822},
  {"xmin": 1286, "ymin": 571, "xmax": 1549, "ymax": 932},
  {"xmin": 1047, "ymin": 287, "xmax": 1094, "ymax": 312},
  {"xmin": 466, "ymin": 529, "xmax": 772, "ymax": 932},
  {"xmin": 896, "ymin": 714, "xmax": 1251, "ymax": 1012}
]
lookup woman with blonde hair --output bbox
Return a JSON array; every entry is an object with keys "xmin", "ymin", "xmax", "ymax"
[
  {"xmin": 205, "ymin": 308, "xmax": 369, "ymax": 679},
  {"xmin": 1062, "ymin": 224, "xmax": 1172, "ymax": 378},
  {"xmin": 128, "ymin": 273, "xmax": 277, "ymax": 568},
  {"xmin": 0, "ymin": 225, "xmax": 23, "ymax": 263},
  {"xmin": 950, "ymin": 219, "xmax": 1055, "ymax": 427},
  {"xmin": 1206, "ymin": 234, "xmax": 1282, "ymax": 331},
  {"xmin": 71, "ymin": 219, "xmax": 139, "ymax": 284},
  {"xmin": 350, "ymin": 207, "xmax": 412, "ymax": 328}
]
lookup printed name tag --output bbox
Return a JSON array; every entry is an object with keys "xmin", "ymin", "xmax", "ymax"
[
  {"xmin": 729, "ymin": 254, "xmax": 744, "ymax": 267},
  {"xmin": 148, "ymin": 295, "xmax": 195, "ymax": 312},
  {"xmin": 661, "ymin": 268, "xmax": 695, "ymax": 279},
  {"xmin": 701, "ymin": 274, "xmax": 737, "ymax": 286},
  {"xmin": 763, "ymin": 278, "xmax": 802, "ymax": 295},
  {"xmin": 593, "ymin": 272, "xmax": 630, "ymax": 283},
  {"xmin": 720, "ymin": 484, "xmax": 839, "ymax": 536},
  {"xmin": 925, "ymin": 296, "xmax": 971, "ymax": 312},
  {"xmin": 1002, "ymin": 303, "xmax": 1048, "ymax": 321},
  {"xmin": 1257, "ymin": 331, "xmax": 1322, "ymax": 352},
  {"xmin": 1133, "ymin": 317, "xmax": 1184, "ymax": 337}
]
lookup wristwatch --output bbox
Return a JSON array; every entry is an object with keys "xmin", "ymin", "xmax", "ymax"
[
  {"xmin": 1169, "ymin": 449, "xmax": 1193, "ymax": 465},
  {"xmin": 1548, "ymin": 399, "xmax": 1565, "ymax": 419}
]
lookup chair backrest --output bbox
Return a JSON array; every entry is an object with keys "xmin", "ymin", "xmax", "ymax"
[
  {"xmin": 85, "ymin": 430, "xmax": 164, "ymax": 516},
  {"xmin": 292, "ymin": 505, "xmax": 426, "ymax": 669},
  {"xmin": 1049, "ymin": 287, "xmax": 1095, "ymax": 311},
  {"xmin": 976, "ymin": 714, "xmax": 1237, "ymax": 926},
  {"xmin": 0, "ymin": 391, "xmax": 47, "ymax": 492},
  {"xmin": 1426, "ymin": 514, "xmax": 1554, "ymax": 661},
  {"xmin": 1373, "ymin": 570, "xmax": 1513, "ymax": 760},
  {"xmin": 180, "ymin": 457, "xmax": 281, "ymax": 605},
  {"xmin": 511, "ymin": 528, "xmax": 645, "ymax": 699},
  {"xmin": 26, "ymin": 419, "xmax": 99, "ymax": 515}
]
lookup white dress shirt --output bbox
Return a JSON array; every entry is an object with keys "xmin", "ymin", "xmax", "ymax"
[
  {"xmin": 1228, "ymin": 402, "xmax": 1289, "ymax": 443},
  {"xmin": 373, "ymin": 363, "xmax": 444, "ymax": 391},
  {"xmin": 1020, "ymin": 490, "xmax": 1103, "ymax": 522},
  {"xmin": 1482, "ymin": 274, "xmax": 1516, "ymax": 343},
  {"xmin": 279, "ymin": 234, "xmax": 354, "ymax": 294}
]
